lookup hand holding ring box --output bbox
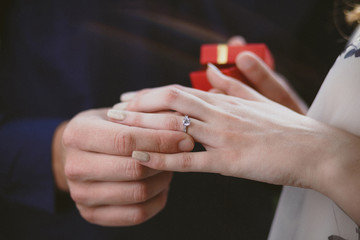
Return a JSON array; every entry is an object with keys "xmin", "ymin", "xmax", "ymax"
[{"xmin": 190, "ymin": 43, "xmax": 274, "ymax": 91}]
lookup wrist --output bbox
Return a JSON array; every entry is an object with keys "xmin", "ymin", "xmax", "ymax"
[{"xmin": 315, "ymin": 125, "xmax": 360, "ymax": 223}]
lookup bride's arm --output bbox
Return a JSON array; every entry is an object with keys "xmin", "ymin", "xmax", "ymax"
[{"xmin": 108, "ymin": 67, "xmax": 360, "ymax": 224}]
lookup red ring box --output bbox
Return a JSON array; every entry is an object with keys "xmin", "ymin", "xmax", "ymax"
[{"xmin": 190, "ymin": 43, "xmax": 274, "ymax": 91}]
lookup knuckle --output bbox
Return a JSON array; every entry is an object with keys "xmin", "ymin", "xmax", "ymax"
[
  {"xmin": 160, "ymin": 132, "xmax": 179, "ymax": 153},
  {"xmin": 132, "ymin": 113, "xmax": 143, "ymax": 126},
  {"xmin": 78, "ymin": 206, "xmax": 97, "ymax": 224},
  {"xmin": 137, "ymin": 88, "xmax": 150, "ymax": 96},
  {"xmin": 124, "ymin": 160, "xmax": 146, "ymax": 180},
  {"xmin": 64, "ymin": 159, "xmax": 81, "ymax": 180},
  {"xmin": 70, "ymin": 187, "xmax": 87, "ymax": 204},
  {"xmin": 132, "ymin": 182, "xmax": 149, "ymax": 202},
  {"xmin": 62, "ymin": 124, "xmax": 77, "ymax": 148},
  {"xmin": 180, "ymin": 153, "xmax": 193, "ymax": 170},
  {"xmin": 114, "ymin": 131, "xmax": 135, "ymax": 156},
  {"xmin": 152, "ymin": 135, "xmax": 164, "ymax": 153},
  {"xmin": 168, "ymin": 84, "xmax": 182, "ymax": 90},
  {"xmin": 164, "ymin": 87, "xmax": 181, "ymax": 104},
  {"xmin": 222, "ymin": 131, "xmax": 237, "ymax": 145},
  {"xmin": 165, "ymin": 115, "xmax": 181, "ymax": 131},
  {"xmin": 130, "ymin": 207, "xmax": 148, "ymax": 225},
  {"xmin": 151, "ymin": 154, "xmax": 167, "ymax": 170},
  {"xmin": 127, "ymin": 92, "xmax": 145, "ymax": 110}
]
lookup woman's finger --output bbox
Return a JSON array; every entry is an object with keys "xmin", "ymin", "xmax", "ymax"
[
  {"xmin": 206, "ymin": 63, "xmax": 269, "ymax": 102},
  {"xmin": 235, "ymin": 51, "xmax": 307, "ymax": 114},
  {"xmin": 131, "ymin": 151, "xmax": 223, "ymax": 174},
  {"xmin": 107, "ymin": 110, "xmax": 212, "ymax": 145},
  {"xmin": 119, "ymin": 85, "xmax": 217, "ymax": 107},
  {"xmin": 123, "ymin": 86, "xmax": 215, "ymax": 121},
  {"xmin": 208, "ymin": 88, "xmax": 225, "ymax": 94},
  {"xmin": 227, "ymin": 35, "xmax": 247, "ymax": 46}
]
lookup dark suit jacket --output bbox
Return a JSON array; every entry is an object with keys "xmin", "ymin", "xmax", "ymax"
[{"xmin": 0, "ymin": 0, "xmax": 342, "ymax": 239}]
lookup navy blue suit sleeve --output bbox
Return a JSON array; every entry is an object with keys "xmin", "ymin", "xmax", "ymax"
[{"xmin": 0, "ymin": 118, "xmax": 64, "ymax": 213}]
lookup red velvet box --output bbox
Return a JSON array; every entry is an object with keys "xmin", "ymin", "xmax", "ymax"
[{"xmin": 190, "ymin": 43, "xmax": 274, "ymax": 91}]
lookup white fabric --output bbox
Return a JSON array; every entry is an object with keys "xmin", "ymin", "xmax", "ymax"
[{"xmin": 268, "ymin": 25, "xmax": 360, "ymax": 240}]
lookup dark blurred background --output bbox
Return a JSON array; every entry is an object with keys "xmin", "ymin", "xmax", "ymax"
[{"xmin": 0, "ymin": 0, "xmax": 348, "ymax": 239}]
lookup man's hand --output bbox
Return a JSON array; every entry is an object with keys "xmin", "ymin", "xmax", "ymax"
[{"xmin": 52, "ymin": 108, "xmax": 194, "ymax": 226}]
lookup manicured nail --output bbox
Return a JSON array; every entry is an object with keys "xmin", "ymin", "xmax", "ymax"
[
  {"xmin": 107, "ymin": 109, "xmax": 126, "ymax": 120},
  {"xmin": 178, "ymin": 138, "xmax": 194, "ymax": 151},
  {"xmin": 228, "ymin": 35, "xmax": 246, "ymax": 46},
  {"xmin": 113, "ymin": 102, "xmax": 128, "ymax": 110},
  {"xmin": 236, "ymin": 53, "xmax": 255, "ymax": 70},
  {"xmin": 120, "ymin": 91, "xmax": 137, "ymax": 102},
  {"xmin": 207, "ymin": 63, "xmax": 223, "ymax": 75},
  {"xmin": 132, "ymin": 151, "xmax": 150, "ymax": 162}
]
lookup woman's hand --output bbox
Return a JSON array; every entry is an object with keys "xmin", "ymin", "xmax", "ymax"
[
  {"xmin": 110, "ymin": 83, "xmax": 318, "ymax": 189},
  {"xmin": 108, "ymin": 67, "xmax": 360, "ymax": 223},
  {"xmin": 215, "ymin": 36, "xmax": 308, "ymax": 114}
]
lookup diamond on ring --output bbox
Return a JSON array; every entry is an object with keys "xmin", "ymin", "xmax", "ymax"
[{"xmin": 183, "ymin": 115, "xmax": 191, "ymax": 133}]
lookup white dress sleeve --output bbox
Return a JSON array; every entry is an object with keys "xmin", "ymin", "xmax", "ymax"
[{"xmin": 268, "ymin": 25, "xmax": 360, "ymax": 240}]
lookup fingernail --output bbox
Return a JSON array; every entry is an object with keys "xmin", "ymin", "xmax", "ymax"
[
  {"xmin": 228, "ymin": 35, "xmax": 246, "ymax": 46},
  {"xmin": 113, "ymin": 102, "xmax": 128, "ymax": 110},
  {"xmin": 236, "ymin": 53, "xmax": 255, "ymax": 70},
  {"xmin": 207, "ymin": 63, "xmax": 223, "ymax": 75},
  {"xmin": 120, "ymin": 91, "xmax": 137, "ymax": 102},
  {"xmin": 107, "ymin": 109, "xmax": 126, "ymax": 120},
  {"xmin": 132, "ymin": 151, "xmax": 150, "ymax": 162},
  {"xmin": 178, "ymin": 138, "xmax": 194, "ymax": 151}
]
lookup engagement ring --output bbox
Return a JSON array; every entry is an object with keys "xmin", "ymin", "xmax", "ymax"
[{"xmin": 183, "ymin": 115, "xmax": 191, "ymax": 133}]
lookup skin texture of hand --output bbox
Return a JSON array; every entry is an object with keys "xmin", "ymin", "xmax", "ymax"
[
  {"xmin": 217, "ymin": 36, "xmax": 308, "ymax": 114},
  {"xmin": 51, "ymin": 108, "xmax": 194, "ymax": 226},
  {"xmin": 111, "ymin": 84, "xmax": 320, "ymax": 188},
  {"xmin": 108, "ymin": 70, "xmax": 360, "ymax": 224}
]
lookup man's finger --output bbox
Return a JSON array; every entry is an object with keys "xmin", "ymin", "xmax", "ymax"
[
  {"xmin": 77, "ymin": 189, "xmax": 169, "ymax": 226},
  {"xmin": 63, "ymin": 109, "xmax": 195, "ymax": 156},
  {"xmin": 64, "ymin": 149, "xmax": 161, "ymax": 181},
  {"xmin": 68, "ymin": 171, "xmax": 173, "ymax": 206}
]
